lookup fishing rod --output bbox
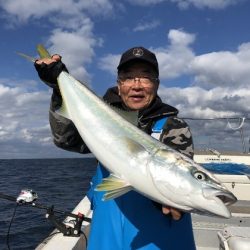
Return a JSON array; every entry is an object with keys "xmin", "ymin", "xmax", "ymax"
[{"xmin": 1, "ymin": 189, "xmax": 91, "ymax": 249}]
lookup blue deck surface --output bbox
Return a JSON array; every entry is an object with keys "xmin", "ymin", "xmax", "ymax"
[{"xmin": 202, "ymin": 163, "xmax": 250, "ymax": 175}]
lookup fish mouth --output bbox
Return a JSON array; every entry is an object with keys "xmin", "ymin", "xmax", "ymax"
[
  {"xmin": 202, "ymin": 188, "xmax": 237, "ymax": 218},
  {"xmin": 203, "ymin": 188, "xmax": 237, "ymax": 206},
  {"xmin": 216, "ymin": 191, "xmax": 237, "ymax": 206}
]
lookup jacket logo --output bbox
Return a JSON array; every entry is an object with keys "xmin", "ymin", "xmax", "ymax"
[{"xmin": 133, "ymin": 48, "xmax": 144, "ymax": 57}]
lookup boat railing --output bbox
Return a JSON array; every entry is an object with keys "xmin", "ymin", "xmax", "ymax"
[{"xmin": 180, "ymin": 116, "xmax": 250, "ymax": 154}]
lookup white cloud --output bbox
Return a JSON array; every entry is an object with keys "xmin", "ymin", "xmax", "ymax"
[
  {"xmin": 159, "ymin": 86, "xmax": 250, "ymax": 118},
  {"xmin": 47, "ymin": 14, "xmax": 104, "ymax": 82},
  {"xmin": 171, "ymin": 0, "xmax": 240, "ymax": 9},
  {"xmin": 0, "ymin": 74, "xmax": 95, "ymax": 158},
  {"xmin": 133, "ymin": 20, "xmax": 160, "ymax": 32},
  {"xmin": 0, "ymin": 78, "xmax": 83, "ymax": 158},
  {"xmin": 99, "ymin": 28, "xmax": 250, "ymax": 106},
  {"xmin": 127, "ymin": 0, "xmax": 240, "ymax": 9},
  {"xmin": 0, "ymin": 79, "xmax": 50, "ymax": 143},
  {"xmin": 190, "ymin": 43, "xmax": 250, "ymax": 88},
  {"xmin": 98, "ymin": 54, "xmax": 121, "ymax": 75},
  {"xmin": 126, "ymin": 0, "xmax": 164, "ymax": 5},
  {"xmin": 48, "ymin": 23, "xmax": 97, "ymax": 81},
  {"xmin": 0, "ymin": 0, "xmax": 110, "ymax": 81},
  {"xmin": 148, "ymin": 29, "xmax": 250, "ymax": 91},
  {"xmin": 154, "ymin": 29, "xmax": 195, "ymax": 79},
  {"xmin": 158, "ymin": 85, "xmax": 250, "ymax": 152},
  {"xmin": 0, "ymin": 0, "xmax": 114, "ymax": 22},
  {"xmin": 168, "ymin": 29, "xmax": 196, "ymax": 46},
  {"xmin": 0, "ymin": 0, "xmax": 63, "ymax": 22}
]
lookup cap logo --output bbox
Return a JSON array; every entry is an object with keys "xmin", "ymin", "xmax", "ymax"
[{"xmin": 133, "ymin": 48, "xmax": 144, "ymax": 57}]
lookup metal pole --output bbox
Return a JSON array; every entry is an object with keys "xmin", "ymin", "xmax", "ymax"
[{"xmin": 240, "ymin": 127, "xmax": 246, "ymax": 153}]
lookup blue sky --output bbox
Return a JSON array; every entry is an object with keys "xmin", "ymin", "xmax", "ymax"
[{"xmin": 0, "ymin": 0, "xmax": 250, "ymax": 158}]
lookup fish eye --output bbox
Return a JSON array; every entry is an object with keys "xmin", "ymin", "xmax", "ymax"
[{"xmin": 194, "ymin": 171, "xmax": 207, "ymax": 181}]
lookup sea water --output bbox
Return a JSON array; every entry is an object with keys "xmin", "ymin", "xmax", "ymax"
[{"xmin": 0, "ymin": 158, "xmax": 96, "ymax": 250}]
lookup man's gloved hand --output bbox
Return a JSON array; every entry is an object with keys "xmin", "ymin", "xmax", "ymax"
[{"xmin": 34, "ymin": 54, "xmax": 68, "ymax": 89}]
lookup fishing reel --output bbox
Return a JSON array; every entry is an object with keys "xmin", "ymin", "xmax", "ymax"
[{"xmin": 16, "ymin": 189, "xmax": 38, "ymax": 203}]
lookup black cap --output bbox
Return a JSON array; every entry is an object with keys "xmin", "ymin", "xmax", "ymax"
[{"xmin": 117, "ymin": 47, "xmax": 159, "ymax": 76}]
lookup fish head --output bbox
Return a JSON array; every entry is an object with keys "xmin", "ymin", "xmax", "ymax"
[
  {"xmin": 188, "ymin": 164, "xmax": 237, "ymax": 218},
  {"xmin": 149, "ymin": 149, "xmax": 237, "ymax": 218}
]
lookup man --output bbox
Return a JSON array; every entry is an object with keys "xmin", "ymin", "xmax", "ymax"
[{"xmin": 35, "ymin": 46, "xmax": 196, "ymax": 249}]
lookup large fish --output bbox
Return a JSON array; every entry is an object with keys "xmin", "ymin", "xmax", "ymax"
[
  {"xmin": 22, "ymin": 45, "xmax": 237, "ymax": 218},
  {"xmin": 56, "ymin": 73, "xmax": 237, "ymax": 218}
]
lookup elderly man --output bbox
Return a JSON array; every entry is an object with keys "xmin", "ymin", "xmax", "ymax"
[{"xmin": 35, "ymin": 46, "xmax": 196, "ymax": 250}]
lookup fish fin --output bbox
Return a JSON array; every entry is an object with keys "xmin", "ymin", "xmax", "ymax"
[
  {"xmin": 103, "ymin": 186, "xmax": 133, "ymax": 200},
  {"xmin": 37, "ymin": 44, "xmax": 51, "ymax": 58},
  {"xmin": 96, "ymin": 175, "xmax": 131, "ymax": 191},
  {"xmin": 95, "ymin": 174, "xmax": 132, "ymax": 200},
  {"xmin": 123, "ymin": 137, "xmax": 148, "ymax": 155},
  {"xmin": 118, "ymin": 110, "xmax": 138, "ymax": 126},
  {"xmin": 16, "ymin": 52, "xmax": 36, "ymax": 62},
  {"xmin": 55, "ymin": 102, "xmax": 71, "ymax": 120},
  {"xmin": 110, "ymin": 105, "xmax": 138, "ymax": 126}
]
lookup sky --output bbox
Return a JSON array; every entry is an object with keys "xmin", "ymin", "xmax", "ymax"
[{"xmin": 0, "ymin": 0, "xmax": 250, "ymax": 159}]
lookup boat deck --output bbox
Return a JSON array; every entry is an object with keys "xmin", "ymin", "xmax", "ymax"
[
  {"xmin": 37, "ymin": 200, "xmax": 250, "ymax": 250},
  {"xmin": 193, "ymin": 200, "xmax": 250, "ymax": 250},
  {"xmin": 230, "ymin": 201, "xmax": 250, "ymax": 216}
]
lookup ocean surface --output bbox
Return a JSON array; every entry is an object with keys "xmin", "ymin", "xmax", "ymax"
[
  {"xmin": 0, "ymin": 158, "xmax": 97, "ymax": 250},
  {"xmin": 0, "ymin": 159, "xmax": 249, "ymax": 250}
]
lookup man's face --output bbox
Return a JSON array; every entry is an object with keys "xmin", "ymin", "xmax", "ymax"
[{"xmin": 117, "ymin": 62, "xmax": 159, "ymax": 111}]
